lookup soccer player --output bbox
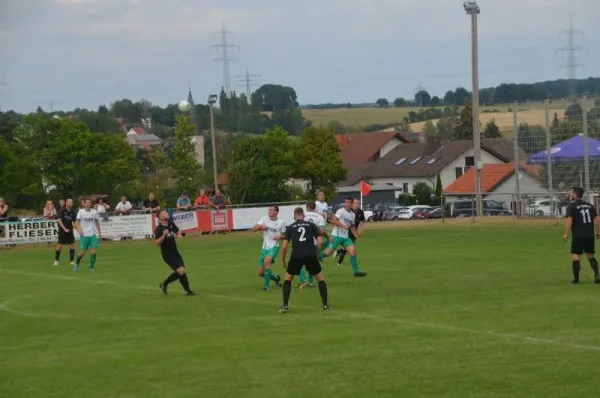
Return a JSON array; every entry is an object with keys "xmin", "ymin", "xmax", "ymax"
[
  {"xmin": 336, "ymin": 198, "xmax": 366, "ymax": 267},
  {"xmin": 563, "ymin": 187, "xmax": 600, "ymax": 284},
  {"xmin": 252, "ymin": 205, "xmax": 286, "ymax": 291},
  {"xmin": 319, "ymin": 197, "xmax": 367, "ymax": 277},
  {"xmin": 54, "ymin": 198, "xmax": 76, "ymax": 266},
  {"xmin": 155, "ymin": 210, "xmax": 195, "ymax": 296},
  {"xmin": 279, "ymin": 207, "xmax": 330, "ymax": 313},
  {"xmin": 315, "ymin": 190, "xmax": 329, "ymax": 222},
  {"xmin": 74, "ymin": 199, "xmax": 101, "ymax": 272},
  {"xmin": 299, "ymin": 202, "xmax": 333, "ymax": 288}
]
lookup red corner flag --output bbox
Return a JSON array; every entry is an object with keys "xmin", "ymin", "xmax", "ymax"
[{"xmin": 360, "ymin": 180, "xmax": 372, "ymax": 197}]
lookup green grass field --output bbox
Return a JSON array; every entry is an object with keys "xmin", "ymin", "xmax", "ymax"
[{"xmin": 2, "ymin": 222, "xmax": 600, "ymax": 397}]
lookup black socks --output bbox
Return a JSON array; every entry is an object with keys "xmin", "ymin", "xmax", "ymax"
[
  {"xmin": 283, "ymin": 280, "xmax": 291, "ymax": 306},
  {"xmin": 318, "ymin": 280, "xmax": 328, "ymax": 306},
  {"xmin": 164, "ymin": 272, "xmax": 179, "ymax": 286},
  {"xmin": 590, "ymin": 258, "xmax": 599, "ymax": 276},
  {"xmin": 69, "ymin": 249, "xmax": 75, "ymax": 262},
  {"xmin": 179, "ymin": 274, "xmax": 191, "ymax": 292},
  {"xmin": 55, "ymin": 250, "xmax": 60, "ymax": 261},
  {"xmin": 572, "ymin": 260, "xmax": 581, "ymax": 282},
  {"xmin": 338, "ymin": 249, "xmax": 347, "ymax": 264}
]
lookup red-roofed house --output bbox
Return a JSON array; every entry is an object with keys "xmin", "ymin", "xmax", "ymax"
[
  {"xmin": 336, "ymin": 131, "xmax": 409, "ymax": 171},
  {"xmin": 443, "ymin": 163, "xmax": 547, "ymax": 203}
]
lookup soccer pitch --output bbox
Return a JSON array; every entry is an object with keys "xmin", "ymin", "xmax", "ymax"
[{"xmin": 1, "ymin": 223, "xmax": 600, "ymax": 397}]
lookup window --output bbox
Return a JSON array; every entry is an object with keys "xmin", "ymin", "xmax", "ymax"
[
  {"xmin": 395, "ymin": 158, "xmax": 407, "ymax": 165},
  {"xmin": 410, "ymin": 157, "xmax": 422, "ymax": 164},
  {"xmin": 427, "ymin": 158, "xmax": 436, "ymax": 164},
  {"xmin": 455, "ymin": 167, "xmax": 463, "ymax": 179},
  {"xmin": 402, "ymin": 183, "xmax": 409, "ymax": 193},
  {"xmin": 465, "ymin": 156, "xmax": 475, "ymax": 167}
]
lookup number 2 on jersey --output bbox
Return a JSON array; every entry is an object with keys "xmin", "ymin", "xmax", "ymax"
[
  {"xmin": 581, "ymin": 208, "xmax": 592, "ymax": 223},
  {"xmin": 298, "ymin": 227, "xmax": 306, "ymax": 241}
]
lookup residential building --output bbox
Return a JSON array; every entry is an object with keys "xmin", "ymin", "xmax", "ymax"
[
  {"xmin": 336, "ymin": 131, "xmax": 409, "ymax": 172},
  {"xmin": 126, "ymin": 127, "xmax": 162, "ymax": 150}
]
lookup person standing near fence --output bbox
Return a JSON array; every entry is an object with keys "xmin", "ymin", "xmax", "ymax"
[
  {"xmin": 54, "ymin": 198, "xmax": 76, "ymax": 266},
  {"xmin": 563, "ymin": 187, "xmax": 600, "ymax": 284},
  {"xmin": 143, "ymin": 193, "xmax": 161, "ymax": 213},
  {"xmin": 74, "ymin": 199, "xmax": 101, "ymax": 272}
]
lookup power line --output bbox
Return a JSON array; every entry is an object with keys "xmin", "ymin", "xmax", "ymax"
[
  {"xmin": 211, "ymin": 22, "xmax": 238, "ymax": 95},
  {"xmin": 556, "ymin": 20, "xmax": 586, "ymax": 98},
  {"xmin": 235, "ymin": 68, "xmax": 260, "ymax": 99}
]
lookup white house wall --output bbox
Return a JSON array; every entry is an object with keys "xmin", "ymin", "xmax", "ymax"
[
  {"xmin": 379, "ymin": 138, "xmax": 403, "ymax": 158},
  {"xmin": 438, "ymin": 149, "xmax": 504, "ymax": 189},
  {"xmin": 486, "ymin": 173, "xmax": 548, "ymax": 203}
]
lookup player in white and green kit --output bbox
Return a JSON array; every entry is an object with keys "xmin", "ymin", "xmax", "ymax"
[
  {"xmin": 299, "ymin": 201, "xmax": 333, "ymax": 288},
  {"xmin": 74, "ymin": 199, "xmax": 101, "ymax": 272},
  {"xmin": 319, "ymin": 197, "xmax": 367, "ymax": 277},
  {"xmin": 252, "ymin": 205, "xmax": 286, "ymax": 291}
]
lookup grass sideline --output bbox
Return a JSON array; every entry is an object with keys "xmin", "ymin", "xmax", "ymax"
[{"xmin": 1, "ymin": 222, "xmax": 600, "ymax": 397}]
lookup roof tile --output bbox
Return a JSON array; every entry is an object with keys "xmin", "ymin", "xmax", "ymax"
[
  {"xmin": 336, "ymin": 131, "xmax": 409, "ymax": 170},
  {"xmin": 443, "ymin": 163, "xmax": 541, "ymax": 194}
]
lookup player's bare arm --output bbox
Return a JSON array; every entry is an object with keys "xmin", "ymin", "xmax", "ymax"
[
  {"xmin": 58, "ymin": 218, "xmax": 69, "ymax": 233},
  {"xmin": 280, "ymin": 239, "xmax": 289, "ymax": 267},
  {"xmin": 329, "ymin": 216, "xmax": 349, "ymax": 231},
  {"xmin": 563, "ymin": 216, "xmax": 572, "ymax": 241},
  {"xmin": 595, "ymin": 215, "xmax": 600, "ymax": 238},
  {"xmin": 357, "ymin": 223, "xmax": 365, "ymax": 237},
  {"xmin": 350, "ymin": 225, "xmax": 359, "ymax": 240},
  {"xmin": 76, "ymin": 220, "xmax": 83, "ymax": 236},
  {"xmin": 316, "ymin": 236, "xmax": 323, "ymax": 254},
  {"xmin": 252, "ymin": 223, "xmax": 266, "ymax": 232},
  {"xmin": 95, "ymin": 219, "xmax": 102, "ymax": 240},
  {"xmin": 177, "ymin": 231, "xmax": 183, "ymax": 239}
]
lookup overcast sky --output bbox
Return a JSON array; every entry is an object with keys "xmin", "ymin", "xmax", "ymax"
[{"xmin": 0, "ymin": 0, "xmax": 598, "ymax": 112}]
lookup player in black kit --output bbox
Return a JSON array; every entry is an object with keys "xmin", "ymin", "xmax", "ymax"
[
  {"xmin": 563, "ymin": 187, "xmax": 600, "ymax": 284},
  {"xmin": 279, "ymin": 207, "xmax": 330, "ymax": 313},
  {"xmin": 54, "ymin": 198, "xmax": 76, "ymax": 266},
  {"xmin": 154, "ymin": 210, "xmax": 195, "ymax": 296}
]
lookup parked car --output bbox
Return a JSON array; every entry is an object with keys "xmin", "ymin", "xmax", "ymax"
[
  {"xmin": 525, "ymin": 198, "xmax": 566, "ymax": 217},
  {"xmin": 396, "ymin": 205, "xmax": 433, "ymax": 220},
  {"xmin": 450, "ymin": 199, "xmax": 512, "ymax": 217}
]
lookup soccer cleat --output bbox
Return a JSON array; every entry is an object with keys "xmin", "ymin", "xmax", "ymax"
[
  {"xmin": 354, "ymin": 271, "xmax": 367, "ymax": 277},
  {"xmin": 185, "ymin": 290, "xmax": 196, "ymax": 296},
  {"xmin": 53, "ymin": 261, "xmax": 59, "ymax": 266},
  {"xmin": 73, "ymin": 263, "xmax": 79, "ymax": 272},
  {"xmin": 278, "ymin": 305, "xmax": 289, "ymax": 313},
  {"xmin": 69, "ymin": 261, "xmax": 74, "ymax": 266},
  {"xmin": 337, "ymin": 262, "xmax": 343, "ymax": 267},
  {"xmin": 274, "ymin": 275, "xmax": 282, "ymax": 287},
  {"xmin": 323, "ymin": 305, "xmax": 331, "ymax": 312},
  {"xmin": 262, "ymin": 287, "xmax": 269, "ymax": 292},
  {"xmin": 595, "ymin": 275, "xmax": 600, "ymax": 284},
  {"xmin": 308, "ymin": 282, "xmax": 315, "ymax": 288},
  {"xmin": 571, "ymin": 279, "xmax": 580, "ymax": 285},
  {"xmin": 298, "ymin": 281, "xmax": 309, "ymax": 290},
  {"xmin": 89, "ymin": 268, "xmax": 95, "ymax": 273},
  {"xmin": 159, "ymin": 283, "xmax": 168, "ymax": 295}
]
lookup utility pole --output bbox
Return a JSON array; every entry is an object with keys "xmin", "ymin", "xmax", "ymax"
[
  {"xmin": 208, "ymin": 95, "xmax": 219, "ymax": 191},
  {"xmin": 464, "ymin": 1, "xmax": 483, "ymax": 217},
  {"xmin": 557, "ymin": 20, "xmax": 585, "ymax": 99},
  {"xmin": 211, "ymin": 22, "xmax": 238, "ymax": 95},
  {"xmin": 236, "ymin": 68, "xmax": 260, "ymax": 99}
]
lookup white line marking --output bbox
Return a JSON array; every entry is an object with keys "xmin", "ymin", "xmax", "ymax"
[{"xmin": 1, "ymin": 268, "xmax": 600, "ymax": 352}]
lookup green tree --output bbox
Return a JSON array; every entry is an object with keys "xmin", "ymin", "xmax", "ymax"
[
  {"xmin": 517, "ymin": 123, "xmax": 546, "ymax": 155},
  {"xmin": 271, "ymin": 107, "xmax": 308, "ymax": 136},
  {"xmin": 423, "ymin": 120, "xmax": 438, "ymax": 142},
  {"xmin": 376, "ymin": 98, "xmax": 389, "ymax": 108},
  {"xmin": 295, "ymin": 126, "xmax": 346, "ymax": 194},
  {"xmin": 393, "ymin": 97, "xmax": 408, "ymax": 107},
  {"xmin": 251, "ymin": 84, "xmax": 297, "ymax": 112},
  {"xmin": 171, "ymin": 115, "xmax": 202, "ymax": 194},
  {"xmin": 412, "ymin": 182, "xmax": 433, "ymax": 205},
  {"xmin": 434, "ymin": 174, "xmax": 443, "ymax": 203},
  {"xmin": 437, "ymin": 114, "xmax": 457, "ymax": 141},
  {"xmin": 451, "ymin": 102, "xmax": 474, "ymax": 140},
  {"xmin": 414, "ymin": 90, "xmax": 431, "ymax": 107},
  {"xmin": 0, "ymin": 110, "xmax": 22, "ymax": 142},
  {"xmin": 145, "ymin": 147, "xmax": 172, "ymax": 200},
  {"xmin": 75, "ymin": 110, "xmax": 120, "ymax": 134},
  {"xmin": 327, "ymin": 120, "xmax": 346, "ymax": 134},
  {"xmin": 396, "ymin": 119, "xmax": 412, "ymax": 134},
  {"xmin": 0, "ymin": 138, "xmax": 45, "ymax": 209},
  {"xmin": 483, "ymin": 119, "xmax": 502, "ymax": 138}
]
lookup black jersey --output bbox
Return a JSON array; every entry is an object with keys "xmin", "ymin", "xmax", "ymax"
[
  {"xmin": 567, "ymin": 199, "xmax": 597, "ymax": 239},
  {"xmin": 354, "ymin": 209, "xmax": 365, "ymax": 228},
  {"xmin": 284, "ymin": 220, "xmax": 321, "ymax": 257},
  {"xmin": 58, "ymin": 208, "xmax": 76, "ymax": 231},
  {"xmin": 154, "ymin": 221, "xmax": 180, "ymax": 255}
]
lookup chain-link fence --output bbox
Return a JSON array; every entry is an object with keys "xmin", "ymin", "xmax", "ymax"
[{"xmin": 440, "ymin": 96, "xmax": 600, "ymax": 224}]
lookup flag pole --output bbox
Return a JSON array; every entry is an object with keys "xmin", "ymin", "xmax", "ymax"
[{"xmin": 360, "ymin": 180, "xmax": 363, "ymax": 209}]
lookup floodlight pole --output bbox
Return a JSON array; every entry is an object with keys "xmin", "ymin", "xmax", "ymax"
[
  {"xmin": 465, "ymin": 1, "xmax": 483, "ymax": 217},
  {"xmin": 208, "ymin": 95, "xmax": 219, "ymax": 192}
]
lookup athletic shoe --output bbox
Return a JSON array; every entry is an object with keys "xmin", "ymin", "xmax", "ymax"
[
  {"xmin": 89, "ymin": 268, "xmax": 95, "ymax": 273},
  {"xmin": 185, "ymin": 290, "xmax": 196, "ymax": 296},
  {"xmin": 278, "ymin": 305, "xmax": 289, "ymax": 313},
  {"xmin": 308, "ymin": 282, "xmax": 315, "ymax": 288},
  {"xmin": 323, "ymin": 305, "xmax": 331, "ymax": 312},
  {"xmin": 262, "ymin": 287, "xmax": 269, "ymax": 292},
  {"xmin": 337, "ymin": 262, "xmax": 343, "ymax": 267},
  {"xmin": 274, "ymin": 275, "xmax": 282, "ymax": 287},
  {"xmin": 354, "ymin": 271, "xmax": 367, "ymax": 277},
  {"xmin": 298, "ymin": 281, "xmax": 309, "ymax": 290},
  {"xmin": 69, "ymin": 261, "xmax": 74, "ymax": 266},
  {"xmin": 571, "ymin": 279, "xmax": 580, "ymax": 285},
  {"xmin": 73, "ymin": 264, "xmax": 79, "ymax": 272},
  {"xmin": 53, "ymin": 261, "xmax": 59, "ymax": 266},
  {"xmin": 595, "ymin": 275, "xmax": 600, "ymax": 284},
  {"xmin": 159, "ymin": 283, "xmax": 168, "ymax": 295}
]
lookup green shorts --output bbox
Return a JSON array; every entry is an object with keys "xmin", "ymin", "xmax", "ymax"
[
  {"xmin": 258, "ymin": 247, "xmax": 280, "ymax": 267},
  {"xmin": 80, "ymin": 235, "xmax": 99, "ymax": 250},
  {"xmin": 328, "ymin": 235, "xmax": 354, "ymax": 250}
]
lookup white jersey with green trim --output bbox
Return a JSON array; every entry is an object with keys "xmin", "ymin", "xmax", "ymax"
[
  {"xmin": 332, "ymin": 207, "xmax": 355, "ymax": 238},
  {"xmin": 257, "ymin": 216, "xmax": 286, "ymax": 250},
  {"xmin": 304, "ymin": 211, "xmax": 325, "ymax": 245},
  {"xmin": 76, "ymin": 209, "xmax": 99, "ymax": 237},
  {"xmin": 315, "ymin": 201, "xmax": 329, "ymax": 221}
]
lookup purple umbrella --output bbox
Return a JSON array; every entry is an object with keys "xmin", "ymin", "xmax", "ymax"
[{"xmin": 528, "ymin": 134, "xmax": 600, "ymax": 164}]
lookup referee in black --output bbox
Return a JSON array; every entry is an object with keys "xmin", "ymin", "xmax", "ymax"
[
  {"xmin": 155, "ymin": 210, "xmax": 195, "ymax": 295},
  {"xmin": 335, "ymin": 198, "xmax": 365, "ymax": 267},
  {"xmin": 54, "ymin": 198, "xmax": 76, "ymax": 266},
  {"xmin": 563, "ymin": 187, "xmax": 600, "ymax": 284},
  {"xmin": 280, "ymin": 207, "xmax": 330, "ymax": 313}
]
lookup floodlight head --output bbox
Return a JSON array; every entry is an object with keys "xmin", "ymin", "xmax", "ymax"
[
  {"xmin": 208, "ymin": 94, "xmax": 218, "ymax": 105},
  {"xmin": 463, "ymin": 1, "xmax": 480, "ymax": 14}
]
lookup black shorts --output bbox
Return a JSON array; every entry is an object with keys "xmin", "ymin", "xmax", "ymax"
[
  {"xmin": 58, "ymin": 231, "xmax": 75, "ymax": 245},
  {"xmin": 287, "ymin": 254, "xmax": 322, "ymax": 276},
  {"xmin": 162, "ymin": 252, "xmax": 185, "ymax": 271},
  {"xmin": 571, "ymin": 238, "xmax": 595, "ymax": 255}
]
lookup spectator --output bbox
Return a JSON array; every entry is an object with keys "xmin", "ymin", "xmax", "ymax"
[
  {"xmin": 176, "ymin": 192, "xmax": 192, "ymax": 211},
  {"xmin": 57, "ymin": 199, "xmax": 66, "ymax": 212},
  {"xmin": 194, "ymin": 189, "xmax": 211, "ymax": 209},
  {"xmin": 0, "ymin": 197, "xmax": 9, "ymax": 219},
  {"xmin": 115, "ymin": 196, "xmax": 133, "ymax": 215},
  {"xmin": 212, "ymin": 189, "xmax": 227, "ymax": 209},
  {"xmin": 78, "ymin": 196, "xmax": 85, "ymax": 212},
  {"xmin": 43, "ymin": 200, "xmax": 58, "ymax": 219},
  {"xmin": 143, "ymin": 192, "xmax": 161, "ymax": 213},
  {"xmin": 95, "ymin": 198, "xmax": 110, "ymax": 221}
]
